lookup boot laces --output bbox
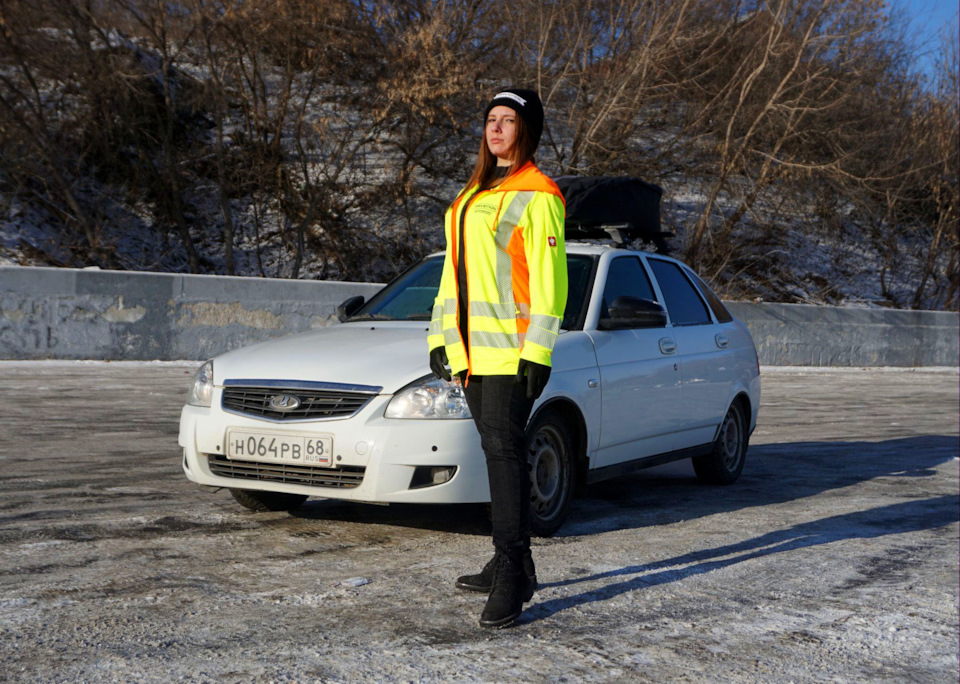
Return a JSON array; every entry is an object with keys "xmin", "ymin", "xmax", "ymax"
[{"xmin": 492, "ymin": 549, "xmax": 520, "ymax": 584}]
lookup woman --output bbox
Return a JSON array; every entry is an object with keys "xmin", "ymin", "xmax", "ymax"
[{"xmin": 427, "ymin": 88, "xmax": 567, "ymax": 628}]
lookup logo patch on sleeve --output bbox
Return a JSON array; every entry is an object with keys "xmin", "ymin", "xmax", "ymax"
[{"xmin": 548, "ymin": 236, "xmax": 557, "ymax": 247}]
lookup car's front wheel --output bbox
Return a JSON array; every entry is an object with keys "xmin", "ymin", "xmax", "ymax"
[
  {"xmin": 693, "ymin": 401, "xmax": 747, "ymax": 485},
  {"xmin": 229, "ymin": 488, "xmax": 308, "ymax": 512},
  {"xmin": 526, "ymin": 410, "xmax": 575, "ymax": 537}
]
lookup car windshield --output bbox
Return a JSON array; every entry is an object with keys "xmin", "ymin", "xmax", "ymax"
[{"xmin": 351, "ymin": 255, "xmax": 595, "ymax": 330}]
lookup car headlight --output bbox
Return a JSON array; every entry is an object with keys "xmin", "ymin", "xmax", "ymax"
[
  {"xmin": 187, "ymin": 360, "xmax": 214, "ymax": 407},
  {"xmin": 384, "ymin": 375, "xmax": 472, "ymax": 419}
]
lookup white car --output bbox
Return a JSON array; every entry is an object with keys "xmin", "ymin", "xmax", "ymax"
[{"xmin": 179, "ymin": 244, "xmax": 761, "ymax": 536}]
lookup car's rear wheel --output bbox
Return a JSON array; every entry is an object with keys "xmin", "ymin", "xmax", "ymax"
[
  {"xmin": 526, "ymin": 410, "xmax": 575, "ymax": 537},
  {"xmin": 229, "ymin": 488, "xmax": 308, "ymax": 512},
  {"xmin": 693, "ymin": 401, "xmax": 747, "ymax": 485}
]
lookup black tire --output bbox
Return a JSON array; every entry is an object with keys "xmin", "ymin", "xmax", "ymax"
[
  {"xmin": 526, "ymin": 410, "xmax": 575, "ymax": 537},
  {"xmin": 229, "ymin": 488, "xmax": 308, "ymax": 512},
  {"xmin": 693, "ymin": 401, "xmax": 747, "ymax": 485}
]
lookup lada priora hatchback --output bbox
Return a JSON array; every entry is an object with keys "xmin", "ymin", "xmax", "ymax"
[{"xmin": 179, "ymin": 244, "xmax": 761, "ymax": 536}]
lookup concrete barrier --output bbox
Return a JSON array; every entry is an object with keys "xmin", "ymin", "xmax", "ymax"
[
  {"xmin": 725, "ymin": 302, "xmax": 957, "ymax": 367},
  {"xmin": 0, "ymin": 267, "xmax": 382, "ymax": 361},
  {"xmin": 2, "ymin": 266, "xmax": 957, "ymax": 365}
]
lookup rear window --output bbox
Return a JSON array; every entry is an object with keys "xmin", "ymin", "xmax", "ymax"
[{"xmin": 686, "ymin": 270, "xmax": 733, "ymax": 323}]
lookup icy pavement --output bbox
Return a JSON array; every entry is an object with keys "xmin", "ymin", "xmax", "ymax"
[{"xmin": 0, "ymin": 364, "xmax": 957, "ymax": 682}]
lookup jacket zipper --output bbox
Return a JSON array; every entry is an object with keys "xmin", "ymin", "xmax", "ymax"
[{"xmin": 457, "ymin": 189, "xmax": 483, "ymax": 384}]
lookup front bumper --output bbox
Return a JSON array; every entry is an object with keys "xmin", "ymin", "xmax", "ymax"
[{"xmin": 179, "ymin": 390, "xmax": 489, "ymax": 504}]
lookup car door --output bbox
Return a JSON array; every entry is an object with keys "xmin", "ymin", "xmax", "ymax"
[
  {"xmin": 587, "ymin": 255, "xmax": 685, "ymax": 470},
  {"xmin": 646, "ymin": 257, "xmax": 733, "ymax": 447}
]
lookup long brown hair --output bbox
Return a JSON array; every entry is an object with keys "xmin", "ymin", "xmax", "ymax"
[{"xmin": 464, "ymin": 109, "xmax": 538, "ymax": 192}]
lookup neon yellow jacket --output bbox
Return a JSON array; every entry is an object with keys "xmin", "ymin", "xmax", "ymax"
[{"xmin": 428, "ymin": 161, "xmax": 567, "ymax": 376}]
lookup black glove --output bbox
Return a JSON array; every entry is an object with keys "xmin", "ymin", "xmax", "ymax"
[
  {"xmin": 516, "ymin": 359, "xmax": 551, "ymax": 400},
  {"xmin": 429, "ymin": 346, "xmax": 451, "ymax": 381}
]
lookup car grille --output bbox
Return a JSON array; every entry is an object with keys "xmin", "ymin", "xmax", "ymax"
[
  {"xmin": 221, "ymin": 385, "xmax": 376, "ymax": 421},
  {"xmin": 207, "ymin": 455, "xmax": 365, "ymax": 489}
]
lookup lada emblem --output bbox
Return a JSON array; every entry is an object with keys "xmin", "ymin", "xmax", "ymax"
[{"xmin": 268, "ymin": 394, "xmax": 301, "ymax": 412}]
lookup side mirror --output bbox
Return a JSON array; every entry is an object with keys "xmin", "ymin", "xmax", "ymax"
[
  {"xmin": 598, "ymin": 296, "xmax": 667, "ymax": 330},
  {"xmin": 337, "ymin": 295, "xmax": 365, "ymax": 322}
]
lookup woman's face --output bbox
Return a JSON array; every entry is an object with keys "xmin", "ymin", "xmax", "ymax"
[{"xmin": 486, "ymin": 105, "xmax": 518, "ymax": 165}]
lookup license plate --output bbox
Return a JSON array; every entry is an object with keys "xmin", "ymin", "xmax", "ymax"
[{"xmin": 226, "ymin": 430, "xmax": 333, "ymax": 467}]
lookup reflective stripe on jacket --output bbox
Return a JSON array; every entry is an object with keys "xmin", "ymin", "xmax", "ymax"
[{"xmin": 427, "ymin": 161, "xmax": 567, "ymax": 376}]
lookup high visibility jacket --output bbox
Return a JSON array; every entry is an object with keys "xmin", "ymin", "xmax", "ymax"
[{"xmin": 428, "ymin": 161, "xmax": 567, "ymax": 376}]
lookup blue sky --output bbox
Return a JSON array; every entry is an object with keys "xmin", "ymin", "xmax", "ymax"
[{"xmin": 890, "ymin": 0, "xmax": 959, "ymax": 82}]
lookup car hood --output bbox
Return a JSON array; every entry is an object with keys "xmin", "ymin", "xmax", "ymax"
[{"xmin": 211, "ymin": 321, "xmax": 433, "ymax": 394}]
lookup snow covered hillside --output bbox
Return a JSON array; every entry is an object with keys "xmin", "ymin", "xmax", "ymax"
[{"xmin": 0, "ymin": 1, "xmax": 955, "ymax": 310}]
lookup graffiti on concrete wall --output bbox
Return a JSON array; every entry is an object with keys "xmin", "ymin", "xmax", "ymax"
[
  {"xmin": 1, "ymin": 296, "xmax": 65, "ymax": 355},
  {"xmin": 177, "ymin": 301, "xmax": 284, "ymax": 330},
  {"xmin": 0, "ymin": 268, "xmax": 384, "ymax": 360},
  {"xmin": 0, "ymin": 294, "xmax": 156, "ymax": 358}
]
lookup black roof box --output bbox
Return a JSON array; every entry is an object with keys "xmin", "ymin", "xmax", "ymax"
[{"xmin": 554, "ymin": 176, "xmax": 671, "ymax": 251}]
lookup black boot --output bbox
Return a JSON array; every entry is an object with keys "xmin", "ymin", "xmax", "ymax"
[
  {"xmin": 456, "ymin": 553, "xmax": 496, "ymax": 593},
  {"xmin": 456, "ymin": 550, "xmax": 538, "ymax": 598},
  {"xmin": 478, "ymin": 545, "xmax": 531, "ymax": 628}
]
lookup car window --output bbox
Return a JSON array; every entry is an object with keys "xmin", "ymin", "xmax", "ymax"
[
  {"xmin": 647, "ymin": 259, "xmax": 712, "ymax": 326},
  {"xmin": 600, "ymin": 256, "xmax": 658, "ymax": 320},
  {"xmin": 686, "ymin": 270, "xmax": 733, "ymax": 323},
  {"xmin": 356, "ymin": 255, "xmax": 595, "ymax": 330},
  {"xmin": 562, "ymin": 255, "xmax": 595, "ymax": 331}
]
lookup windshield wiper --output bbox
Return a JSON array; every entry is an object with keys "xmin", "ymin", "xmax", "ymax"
[
  {"xmin": 346, "ymin": 314, "xmax": 396, "ymax": 322},
  {"xmin": 405, "ymin": 313, "xmax": 432, "ymax": 320}
]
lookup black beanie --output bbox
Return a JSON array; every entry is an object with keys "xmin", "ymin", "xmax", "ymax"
[{"xmin": 483, "ymin": 88, "xmax": 544, "ymax": 150}]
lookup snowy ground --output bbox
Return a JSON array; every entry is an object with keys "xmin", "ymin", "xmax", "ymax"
[{"xmin": 0, "ymin": 363, "xmax": 957, "ymax": 682}]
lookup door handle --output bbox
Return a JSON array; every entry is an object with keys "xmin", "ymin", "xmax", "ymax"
[
  {"xmin": 715, "ymin": 334, "xmax": 729, "ymax": 349},
  {"xmin": 659, "ymin": 337, "xmax": 677, "ymax": 355}
]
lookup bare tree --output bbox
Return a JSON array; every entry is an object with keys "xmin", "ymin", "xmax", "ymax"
[
  {"xmin": 109, "ymin": 0, "xmax": 204, "ymax": 272},
  {"xmin": 190, "ymin": 0, "xmax": 238, "ymax": 274},
  {"xmin": 681, "ymin": 0, "xmax": 894, "ymax": 267},
  {"xmin": 910, "ymin": 30, "xmax": 959, "ymax": 308},
  {"xmin": 497, "ymin": 0, "xmax": 701, "ymax": 177},
  {"xmin": 0, "ymin": 0, "xmax": 953, "ymax": 307},
  {"xmin": 0, "ymin": 0, "xmax": 103, "ymax": 262},
  {"xmin": 360, "ymin": 0, "xmax": 500, "ymax": 267}
]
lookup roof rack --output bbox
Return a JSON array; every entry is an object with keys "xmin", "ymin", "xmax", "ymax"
[{"xmin": 553, "ymin": 176, "xmax": 673, "ymax": 253}]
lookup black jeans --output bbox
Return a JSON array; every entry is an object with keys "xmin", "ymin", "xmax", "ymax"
[{"xmin": 460, "ymin": 373, "xmax": 535, "ymax": 551}]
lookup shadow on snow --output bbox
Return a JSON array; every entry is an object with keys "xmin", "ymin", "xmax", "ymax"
[
  {"xmin": 288, "ymin": 435, "xmax": 957, "ymax": 537},
  {"xmin": 557, "ymin": 434, "xmax": 958, "ymax": 536},
  {"xmin": 520, "ymin": 493, "xmax": 958, "ymax": 625}
]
